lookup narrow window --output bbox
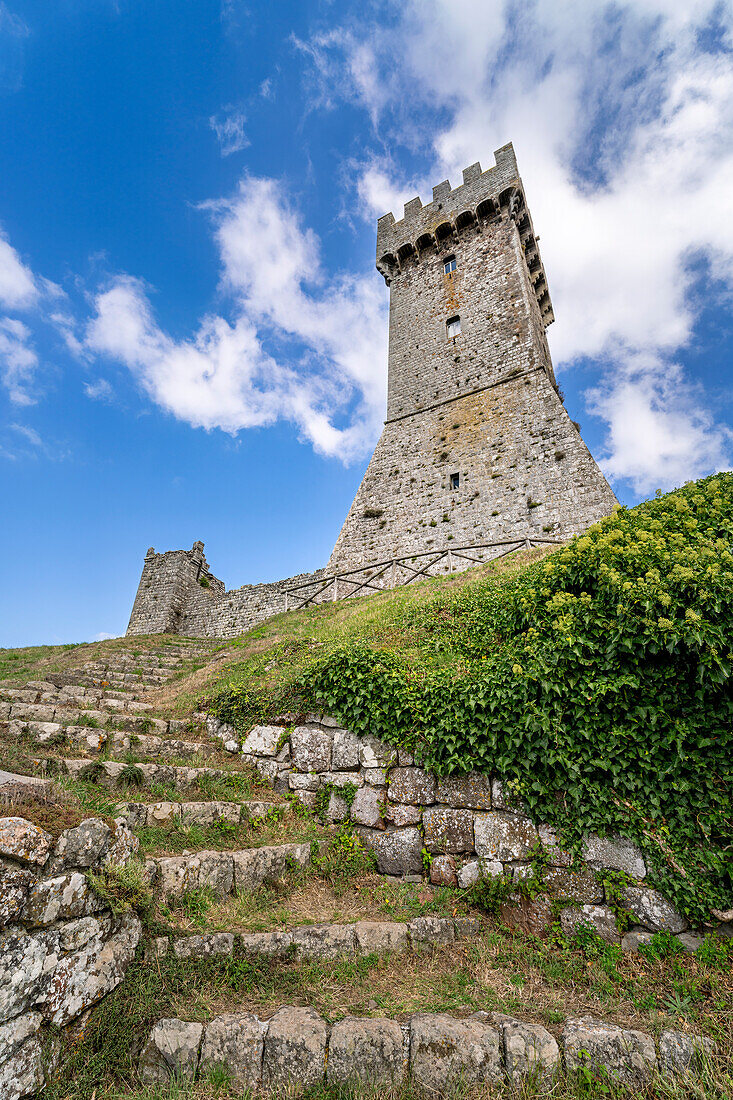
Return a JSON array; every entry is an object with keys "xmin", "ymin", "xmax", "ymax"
[
  {"xmin": 450, "ymin": 472, "xmax": 460, "ymax": 490},
  {"xmin": 443, "ymin": 255, "xmax": 457, "ymax": 274},
  {"xmin": 446, "ymin": 315, "xmax": 461, "ymax": 339}
]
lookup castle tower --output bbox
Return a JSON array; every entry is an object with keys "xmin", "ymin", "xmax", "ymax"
[{"xmin": 327, "ymin": 144, "xmax": 617, "ymax": 574}]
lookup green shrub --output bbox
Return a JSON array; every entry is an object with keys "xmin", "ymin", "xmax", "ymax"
[
  {"xmin": 301, "ymin": 474, "xmax": 733, "ymax": 923},
  {"xmin": 86, "ymin": 859, "xmax": 154, "ymax": 921}
]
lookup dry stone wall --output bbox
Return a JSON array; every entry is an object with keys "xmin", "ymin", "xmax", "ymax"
[
  {"xmin": 212, "ymin": 713, "xmax": 702, "ymax": 952},
  {"xmin": 0, "ymin": 815, "xmax": 141, "ymax": 1100}
]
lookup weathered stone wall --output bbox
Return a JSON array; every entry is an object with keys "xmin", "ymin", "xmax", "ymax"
[
  {"xmin": 0, "ymin": 815, "xmax": 141, "ymax": 1100},
  {"xmin": 215, "ymin": 713, "xmax": 701, "ymax": 952}
]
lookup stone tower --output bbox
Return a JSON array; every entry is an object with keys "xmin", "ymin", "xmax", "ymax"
[{"xmin": 327, "ymin": 144, "xmax": 617, "ymax": 573}]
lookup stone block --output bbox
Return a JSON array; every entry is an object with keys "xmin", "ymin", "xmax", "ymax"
[
  {"xmin": 326, "ymin": 793, "xmax": 349, "ymax": 822},
  {"xmin": 409, "ymin": 916, "xmax": 455, "ymax": 950},
  {"xmin": 562, "ymin": 1017, "xmax": 656, "ymax": 1085},
  {"xmin": 332, "ymin": 728, "xmax": 360, "ymax": 769},
  {"xmin": 146, "ymin": 802, "xmax": 180, "ymax": 826},
  {"xmin": 194, "ymin": 851, "xmax": 234, "ymax": 898},
  {"xmin": 40, "ymin": 912, "xmax": 141, "ymax": 1026},
  {"xmin": 356, "ymin": 827, "xmax": 423, "ymax": 876},
  {"xmin": 291, "ymin": 726, "xmax": 332, "ymax": 772},
  {"xmin": 0, "ymin": 864, "xmax": 37, "ymax": 925},
  {"xmin": 199, "ymin": 1013, "xmax": 263, "ymax": 1089},
  {"xmin": 560, "ymin": 905, "xmax": 620, "ymax": 943},
  {"xmin": 320, "ymin": 771, "xmax": 364, "ymax": 789},
  {"xmin": 21, "ymin": 872, "xmax": 105, "ymax": 926},
  {"xmin": 292, "ymin": 924, "xmax": 356, "ymax": 959},
  {"xmin": 430, "ymin": 854, "xmax": 458, "ymax": 886},
  {"xmin": 384, "ymin": 802, "xmax": 421, "ymax": 826},
  {"xmin": 474, "ymin": 812, "xmax": 538, "ymax": 861},
  {"xmin": 180, "ymin": 802, "xmax": 240, "ymax": 827},
  {"xmin": 422, "ymin": 807, "xmax": 473, "ymax": 853},
  {"xmin": 359, "ymin": 734, "xmax": 396, "ymax": 768},
  {"xmin": 241, "ymin": 725, "xmax": 282, "ymax": 757},
  {"xmin": 582, "ymin": 834, "xmax": 646, "ymax": 879},
  {"xmin": 0, "ymin": 818, "xmax": 52, "ymax": 868},
  {"xmin": 620, "ymin": 886, "xmax": 687, "ymax": 933},
  {"xmin": 328, "ymin": 1017, "xmax": 406, "ymax": 1085},
  {"xmin": 0, "ymin": 1013, "xmax": 43, "ymax": 1100},
  {"xmin": 457, "ymin": 860, "xmax": 481, "ymax": 888},
  {"xmin": 500, "ymin": 893, "xmax": 555, "ymax": 936},
  {"xmin": 50, "ymin": 820, "xmax": 112, "ymax": 872},
  {"xmin": 0, "ymin": 928, "xmax": 56, "ymax": 1021},
  {"xmin": 410, "ymin": 1014, "xmax": 502, "ymax": 1092},
  {"xmin": 240, "ymin": 931, "xmax": 294, "ymax": 957},
  {"xmin": 435, "ymin": 773, "xmax": 492, "ymax": 809},
  {"xmin": 139, "ymin": 1018, "xmax": 203, "ymax": 1084},
  {"xmin": 659, "ymin": 1030, "xmax": 715, "ymax": 1075},
  {"xmin": 387, "ymin": 767, "xmax": 436, "ymax": 806},
  {"xmin": 621, "ymin": 929, "xmax": 654, "ymax": 952},
  {"xmin": 493, "ymin": 1014, "xmax": 559, "ymax": 1085},
  {"xmin": 545, "ymin": 866, "xmax": 604, "ymax": 903},
  {"xmin": 354, "ymin": 921, "xmax": 409, "ymax": 955},
  {"xmin": 172, "ymin": 933, "xmax": 235, "ymax": 959},
  {"xmin": 289, "ymin": 773, "xmax": 319, "ymax": 791},
  {"xmin": 350, "ymin": 787, "xmax": 384, "ymax": 828},
  {"xmin": 262, "ymin": 1006, "xmax": 327, "ymax": 1090},
  {"xmin": 233, "ymin": 843, "xmax": 310, "ymax": 892}
]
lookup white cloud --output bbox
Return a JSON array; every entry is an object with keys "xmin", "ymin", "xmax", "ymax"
[
  {"xmin": 209, "ymin": 107, "xmax": 250, "ymax": 155},
  {"xmin": 84, "ymin": 377, "xmax": 114, "ymax": 401},
  {"xmin": 10, "ymin": 422, "xmax": 41, "ymax": 446},
  {"xmin": 94, "ymin": 632, "xmax": 116, "ymax": 641},
  {"xmin": 86, "ymin": 180, "xmax": 387, "ymax": 460},
  {"xmin": 0, "ymin": 317, "xmax": 38, "ymax": 404},
  {"xmin": 0, "ymin": 230, "xmax": 37, "ymax": 310},
  {"xmin": 587, "ymin": 355, "xmax": 732, "ymax": 494},
  {"xmin": 306, "ymin": 0, "xmax": 733, "ymax": 490}
]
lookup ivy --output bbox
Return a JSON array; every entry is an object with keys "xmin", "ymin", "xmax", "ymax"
[{"xmin": 299, "ymin": 474, "xmax": 733, "ymax": 924}]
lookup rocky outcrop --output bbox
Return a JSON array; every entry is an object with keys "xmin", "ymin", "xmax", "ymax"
[{"xmin": 0, "ymin": 815, "xmax": 142, "ymax": 1099}]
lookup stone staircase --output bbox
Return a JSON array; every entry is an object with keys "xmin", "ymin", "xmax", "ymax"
[{"xmin": 0, "ymin": 637, "xmax": 725, "ymax": 1098}]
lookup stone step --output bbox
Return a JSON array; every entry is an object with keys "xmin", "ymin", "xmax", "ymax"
[
  {"xmin": 60, "ymin": 757, "xmax": 253, "ymax": 793},
  {"xmin": 0, "ymin": 703, "xmax": 203, "ymax": 737},
  {"xmin": 118, "ymin": 798, "xmax": 282, "ymax": 829},
  {"xmin": 1, "ymin": 721, "xmax": 221, "ymax": 762},
  {"xmin": 138, "ymin": 1010, "xmax": 713, "ymax": 1092},
  {"xmin": 146, "ymin": 840, "xmax": 313, "ymax": 897},
  {"xmin": 150, "ymin": 915, "xmax": 480, "ymax": 962}
]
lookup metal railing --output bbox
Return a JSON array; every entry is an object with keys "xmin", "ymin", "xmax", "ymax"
[{"xmin": 284, "ymin": 537, "xmax": 563, "ymax": 612}]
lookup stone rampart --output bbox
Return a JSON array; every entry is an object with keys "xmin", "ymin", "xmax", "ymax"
[{"xmin": 0, "ymin": 814, "xmax": 141, "ymax": 1100}]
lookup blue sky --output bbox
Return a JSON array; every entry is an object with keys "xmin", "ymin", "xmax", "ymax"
[{"xmin": 1, "ymin": 0, "xmax": 732, "ymax": 647}]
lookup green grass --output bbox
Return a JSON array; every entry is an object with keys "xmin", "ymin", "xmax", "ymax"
[{"xmin": 43, "ymin": 920, "xmax": 732, "ymax": 1100}]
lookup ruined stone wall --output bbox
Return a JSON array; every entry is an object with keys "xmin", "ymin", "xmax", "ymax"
[
  {"xmin": 126, "ymin": 542, "xmax": 224, "ymax": 636},
  {"xmin": 0, "ymin": 815, "xmax": 141, "ymax": 1099},
  {"xmin": 126, "ymin": 541, "xmax": 323, "ymax": 641}
]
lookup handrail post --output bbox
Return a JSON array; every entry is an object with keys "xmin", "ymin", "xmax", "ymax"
[
  {"xmin": 448, "ymin": 548, "xmax": 453, "ymax": 573},
  {"xmin": 285, "ymin": 592, "xmax": 289, "ymax": 613},
  {"xmin": 391, "ymin": 560, "xmax": 396, "ymax": 588},
  {"xmin": 333, "ymin": 576, "xmax": 338, "ymax": 602}
]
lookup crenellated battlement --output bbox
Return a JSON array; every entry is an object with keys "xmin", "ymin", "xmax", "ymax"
[{"xmin": 375, "ymin": 143, "xmax": 553, "ymax": 327}]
